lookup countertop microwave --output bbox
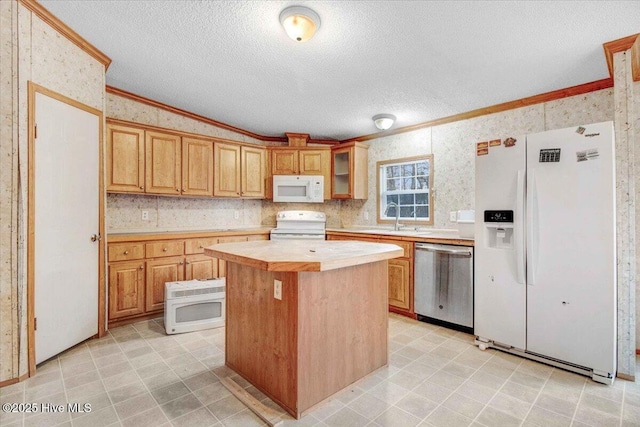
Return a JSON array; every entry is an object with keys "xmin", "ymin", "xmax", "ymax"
[{"xmin": 273, "ymin": 175, "xmax": 324, "ymax": 203}]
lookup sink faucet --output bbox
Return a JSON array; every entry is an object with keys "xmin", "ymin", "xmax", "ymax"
[{"xmin": 384, "ymin": 202, "xmax": 401, "ymax": 231}]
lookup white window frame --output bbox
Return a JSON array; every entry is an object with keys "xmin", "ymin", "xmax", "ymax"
[{"xmin": 377, "ymin": 155, "xmax": 434, "ymax": 226}]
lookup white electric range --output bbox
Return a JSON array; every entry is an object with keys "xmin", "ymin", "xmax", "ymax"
[{"xmin": 269, "ymin": 210, "xmax": 326, "ymax": 240}]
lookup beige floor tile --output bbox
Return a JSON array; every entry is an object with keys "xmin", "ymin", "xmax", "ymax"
[
  {"xmin": 108, "ymin": 379, "xmax": 148, "ymax": 404},
  {"xmin": 190, "ymin": 345, "xmax": 224, "ymax": 361},
  {"xmin": 500, "ymin": 380, "xmax": 540, "ymax": 403},
  {"xmin": 90, "ymin": 343, "xmax": 123, "ymax": 359},
  {"xmin": 488, "ymin": 392, "xmax": 531, "ymax": 420},
  {"xmin": 517, "ymin": 359, "xmax": 553, "ymax": 380},
  {"xmin": 102, "ymin": 370, "xmax": 139, "ymax": 391},
  {"xmin": 324, "ymin": 407, "xmax": 370, "ymax": 427},
  {"xmin": 93, "ymin": 352, "xmax": 128, "ymax": 368},
  {"xmin": 535, "ymin": 393, "xmax": 577, "ymax": 418},
  {"xmin": 70, "ymin": 391, "xmax": 112, "ymax": 418},
  {"xmin": 98, "ymin": 360, "xmax": 134, "ymax": 379},
  {"xmin": 426, "ymin": 371, "xmax": 467, "ymax": 390},
  {"xmin": 24, "ymin": 378, "xmax": 64, "ymax": 401},
  {"xmin": 411, "ymin": 381, "xmax": 454, "ymax": 405},
  {"xmin": 441, "ymin": 362, "xmax": 477, "ymax": 379},
  {"xmin": 387, "ymin": 370, "xmax": 427, "ymax": 390},
  {"xmin": 72, "ymin": 405, "xmax": 119, "ymax": 427},
  {"xmin": 171, "ymin": 406, "xmax": 219, "ymax": 427},
  {"xmin": 121, "ymin": 406, "xmax": 169, "ymax": 427},
  {"xmin": 468, "ymin": 370, "xmax": 506, "ymax": 390},
  {"xmin": 478, "ymin": 360, "xmax": 517, "ymax": 380},
  {"xmin": 625, "ymin": 390, "xmax": 640, "ymax": 407},
  {"xmin": 368, "ymin": 380, "xmax": 411, "ymax": 405},
  {"xmin": 193, "ymin": 381, "xmax": 232, "ymax": 406},
  {"xmin": 113, "ymin": 392, "xmax": 157, "ymax": 420},
  {"xmin": 622, "ymin": 402, "xmax": 640, "ymax": 424},
  {"xmin": 25, "ymin": 370, "xmax": 61, "ymax": 389},
  {"xmin": 455, "ymin": 380, "xmax": 496, "ymax": 405},
  {"xmin": 424, "ymin": 406, "xmax": 473, "ymax": 427},
  {"xmin": 159, "ymin": 393, "xmax": 202, "ymax": 420},
  {"xmin": 142, "ymin": 370, "xmax": 181, "ymax": 391},
  {"xmin": 475, "ymin": 406, "xmax": 521, "ymax": 427},
  {"xmin": 442, "ymin": 392, "xmax": 485, "ymax": 419},
  {"xmin": 135, "ymin": 360, "xmax": 171, "ymax": 379},
  {"xmin": 579, "ymin": 392, "xmax": 622, "ymax": 416},
  {"xmin": 334, "ymin": 386, "xmax": 365, "ymax": 405},
  {"xmin": 389, "ymin": 353, "xmax": 413, "ymax": 369},
  {"xmin": 395, "ymin": 392, "xmax": 438, "ymax": 420},
  {"xmin": 66, "ymin": 378, "xmax": 106, "ymax": 401},
  {"xmin": 152, "ymin": 381, "xmax": 191, "ymax": 404},
  {"xmin": 509, "ymin": 371, "xmax": 547, "ymax": 390},
  {"xmin": 583, "ymin": 380, "xmax": 625, "ymax": 402},
  {"xmin": 540, "ymin": 381, "xmax": 583, "ymax": 403},
  {"xmin": 128, "ymin": 351, "xmax": 164, "ymax": 369},
  {"xmin": 184, "ymin": 371, "xmax": 219, "ymax": 392},
  {"xmin": 573, "ymin": 405, "xmax": 621, "ymax": 427},
  {"xmin": 309, "ymin": 397, "xmax": 345, "ymax": 421},
  {"xmin": 416, "ymin": 353, "xmax": 450, "ymax": 370},
  {"xmin": 221, "ymin": 408, "xmax": 265, "ymax": 427},
  {"xmin": 206, "ymin": 395, "xmax": 247, "ymax": 421},
  {"xmin": 348, "ymin": 392, "xmax": 391, "ymax": 420},
  {"xmin": 524, "ymin": 405, "xmax": 572, "ymax": 427},
  {"xmin": 373, "ymin": 406, "xmax": 421, "ymax": 427}
]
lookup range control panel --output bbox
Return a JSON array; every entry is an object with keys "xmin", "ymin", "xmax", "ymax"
[{"xmin": 484, "ymin": 210, "xmax": 514, "ymax": 223}]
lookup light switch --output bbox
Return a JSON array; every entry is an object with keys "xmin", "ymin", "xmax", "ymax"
[
  {"xmin": 142, "ymin": 210, "xmax": 149, "ymax": 221},
  {"xmin": 234, "ymin": 210, "xmax": 240, "ymax": 220}
]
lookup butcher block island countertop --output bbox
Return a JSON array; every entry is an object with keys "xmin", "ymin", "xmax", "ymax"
[{"xmin": 204, "ymin": 240, "xmax": 404, "ymax": 419}]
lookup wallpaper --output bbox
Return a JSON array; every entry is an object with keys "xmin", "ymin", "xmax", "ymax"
[{"xmin": 1, "ymin": 2, "xmax": 106, "ymax": 382}]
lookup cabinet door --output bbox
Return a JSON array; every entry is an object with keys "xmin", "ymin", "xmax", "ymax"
[
  {"xmin": 300, "ymin": 149, "xmax": 331, "ymax": 199},
  {"xmin": 388, "ymin": 258, "xmax": 411, "ymax": 310},
  {"xmin": 185, "ymin": 254, "xmax": 218, "ymax": 280},
  {"xmin": 145, "ymin": 131, "xmax": 182, "ymax": 195},
  {"xmin": 146, "ymin": 256, "xmax": 184, "ymax": 312},
  {"xmin": 217, "ymin": 236, "xmax": 249, "ymax": 277},
  {"xmin": 331, "ymin": 147, "xmax": 352, "ymax": 198},
  {"xmin": 271, "ymin": 149, "xmax": 298, "ymax": 175},
  {"xmin": 182, "ymin": 137, "xmax": 214, "ymax": 197},
  {"xmin": 106, "ymin": 124, "xmax": 145, "ymax": 193},
  {"xmin": 214, "ymin": 143, "xmax": 241, "ymax": 197},
  {"xmin": 108, "ymin": 261, "xmax": 145, "ymax": 320},
  {"xmin": 242, "ymin": 146, "xmax": 266, "ymax": 198}
]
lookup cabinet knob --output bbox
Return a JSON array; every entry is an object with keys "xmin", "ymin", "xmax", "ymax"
[
  {"xmin": 140, "ymin": 186, "xmax": 144, "ymax": 190},
  {"xmin": 163, "ymin": 247, "xmax": 168, "ymax": 252},
  {"xmin": 186, "ymin": 261, "xmax": 190, "ymax": 265},
  {"xmin": 176, "ymin": 188, "xmax": 180, "ymax": 192},
  {"xmin": 236, "ymin": 192, "xmax": 240, "ymax": 195},
  {"xmin": 124, "ymin": 250, "xmax": 129, "ymax": 255},
  {"xmin": 179, "ymin": 261, "xmax": 184, "ymax": 265},
  {"xmin": 199, "ymin": 245, "xmax": 204, "ymax": 249},
  {"xmin": 139, "ymin": 265, "xmax": 144, "ymax": 270}
]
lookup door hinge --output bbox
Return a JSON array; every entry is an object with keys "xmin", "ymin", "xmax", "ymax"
[{"xmin": 34, "ymin": 317, "xmax": 37, "ymax": 331}]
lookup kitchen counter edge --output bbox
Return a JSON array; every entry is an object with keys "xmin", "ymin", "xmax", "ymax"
[
  {"xmin": 107, "ymin": 227, "xmax": 272, "ymax": 243},
  {"xmin": 326, "ymin": 229, "xmax": 474, "ymax": 247}
]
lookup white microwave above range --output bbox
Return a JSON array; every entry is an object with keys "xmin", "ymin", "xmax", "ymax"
[{"xmin": 273, "ymin": 175, "xmax": 324, "ymax": 203}]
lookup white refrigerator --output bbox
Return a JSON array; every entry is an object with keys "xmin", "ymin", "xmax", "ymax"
[{"xmin": 474, "ymin": 121, "xmax": 616, "ymax": 384}]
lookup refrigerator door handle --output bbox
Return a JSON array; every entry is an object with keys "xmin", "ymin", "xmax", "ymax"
[
  {"xmin": 527, "ymin": 170, "xmax": 537, "ymax": 285},
  {"xmin": 515, "ymin": 170, "xmax": 526, "ymax": 284}
]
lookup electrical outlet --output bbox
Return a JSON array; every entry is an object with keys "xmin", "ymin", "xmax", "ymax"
[
  {"xmin": 363, "ymin": 211, "xmax": 369, "ymax": 220},
  {"xmin": 234, "ymin": 210, "xmax": 240, "ymax": 220},
  {"xmin": 450, "ymin": 211, "xmax": 457, "ymax": 222},
  {"xmin": 274, "ymin": 280, "xmax": 282, "ymax": 300},
  {"xmin": 141, "ymin": 210, "xmax": 149, "ymax": 221}
]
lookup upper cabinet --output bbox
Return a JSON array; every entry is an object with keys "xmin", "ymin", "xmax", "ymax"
[
  {"xmin": 106, "ymin": 119, "xmax": 266, "ymax": 200},
  {"xmin": 269, "ymin": 146, "xmax": 331, "ymax": 200},
  {"xmin": 331, "ymin": 142, "xmax": 369, "ymax": 199},
  {"xmin": 182, "ymin": 137, "xmax": 214, "ymax": 197},
  {"xmin": 106, "ymin": 124, "xmax": 145, "ymax": 193},
  {"xmin": 214, "ymin": 143, "xmax": 266, "ymax": 198},
  {"xmin": 145, "ymin": 131, "xmax": 182, "ymax": 195}
]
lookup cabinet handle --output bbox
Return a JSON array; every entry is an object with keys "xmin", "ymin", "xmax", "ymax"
[
  {"xmin": 163, "ymin": 248, "xmax": 168, "ymax": 252},
  {"xmin": 124, "ymin": 250, "xmax": 129, "ymax": 255}
]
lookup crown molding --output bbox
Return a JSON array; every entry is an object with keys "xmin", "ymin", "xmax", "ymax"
[
  {"xmin": 603, "ymin": 33, "xmax": 639, "ymax": 81},
  {"xmin": 106, "ymin": 85, "xmax": 288, "ymax": 143},
  {"xmin": 19, "ymin": 0, "xmax": 111, "ymax": 70},
  {"xmin": 341, "ymin": 78, "xmax": 613, "ymax": 143}
]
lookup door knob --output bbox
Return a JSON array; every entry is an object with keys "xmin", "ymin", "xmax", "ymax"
[{"xmin": 90, "ymin": 234, "xmax": 101, "ymax": 242}]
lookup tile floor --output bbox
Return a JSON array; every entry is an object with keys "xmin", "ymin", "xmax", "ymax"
[{"xmin": 1, "ymin": 314, "xmax": 639, "ymax": 427}]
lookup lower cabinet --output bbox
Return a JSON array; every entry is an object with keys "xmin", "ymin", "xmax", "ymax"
[
  {"xmin": 107, "ymin": 231, "xmax": 269, "ymax": 327},
  {"xmin": 326, "ymin": 233, "xmax": 415, "ymax": 318}
]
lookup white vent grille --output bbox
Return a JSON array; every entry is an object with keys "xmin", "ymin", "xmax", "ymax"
[{"xmin": 170, "ymin": 286, "xmax": 225, "ymax": 299}]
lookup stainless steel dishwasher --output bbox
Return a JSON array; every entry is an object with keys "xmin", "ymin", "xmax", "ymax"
[{"xmin": 414, "ymin": 243, "xmax": 474, "ymax": 333}]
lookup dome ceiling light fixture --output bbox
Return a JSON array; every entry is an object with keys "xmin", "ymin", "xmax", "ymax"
[
  {"xmin": 279, "ymin": 6, "xmax": 321, "ymax": 42},
  {"xmin": 373, "ymin": 114, "xmax": 396, "ymax": 131}
]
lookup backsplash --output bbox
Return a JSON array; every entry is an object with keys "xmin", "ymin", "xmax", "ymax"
[
  {"xmin": 107, "ymin": 194, "xmax": 263, "ymax": 232},
  {"xmin": 261, "ymin": 200, "xmax": 342, "ymax": 228}
]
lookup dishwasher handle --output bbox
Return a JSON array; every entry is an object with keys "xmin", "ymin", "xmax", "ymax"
[{"xmin": 415, "ymin": 243, "xmax": 472, "ymax": 256}]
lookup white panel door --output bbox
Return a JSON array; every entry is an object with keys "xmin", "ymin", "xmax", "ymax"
[
  {"xmin": 35, "ymin": 92, "xmax": 99, "ymax": 364},
  {"xmin": 526, "ymin": 122, "xmax": 616, "ymax": 375},
  {"xmin": 474, "ymin": 136, "xmax": 527, "ymax": 350}
]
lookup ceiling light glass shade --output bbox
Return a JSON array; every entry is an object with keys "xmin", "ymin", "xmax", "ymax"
[
  {"xmin": 373, "ymin": 114, "xmax": 396, "ymax": 131},
  {"xmin": 279, "ymin": 6, "xmax": 321, "ymax": 42}
]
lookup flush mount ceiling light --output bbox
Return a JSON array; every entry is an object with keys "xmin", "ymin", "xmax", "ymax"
[
  {"xmin": 279, "ymin": 6, "xmax": 321, "ymax": 42},
  {"xmin": 373, "ymin": 114, "xmax": 396, "ymax": 131}
]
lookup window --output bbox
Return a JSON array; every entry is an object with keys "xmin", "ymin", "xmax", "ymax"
[{"xmin": 377, "ymin": 155, "xmax": 433, "ymax": 225}]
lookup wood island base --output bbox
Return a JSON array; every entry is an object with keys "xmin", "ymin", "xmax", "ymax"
[{"xmin": 224, "ymin": 260, "xmax": 389, "ymax": 419}]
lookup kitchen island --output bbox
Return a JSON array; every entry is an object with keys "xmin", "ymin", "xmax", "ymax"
[{"xmin": 204, "ymin": 240, "xmax": 404, "ymax": 419}]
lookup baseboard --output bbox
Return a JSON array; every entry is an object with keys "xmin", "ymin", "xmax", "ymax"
[
  {"xmin": 0, "ymin": 373, "xmax": 29, "ymax": 389},
  {"xmin": 618, "ymin": 372, "xmax": 635, "ymax": 382}
]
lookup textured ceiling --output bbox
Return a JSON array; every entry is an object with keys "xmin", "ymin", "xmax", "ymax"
[{"xmin": 40, "ymin": 1, "xmax": 640, "ymax": 140}]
